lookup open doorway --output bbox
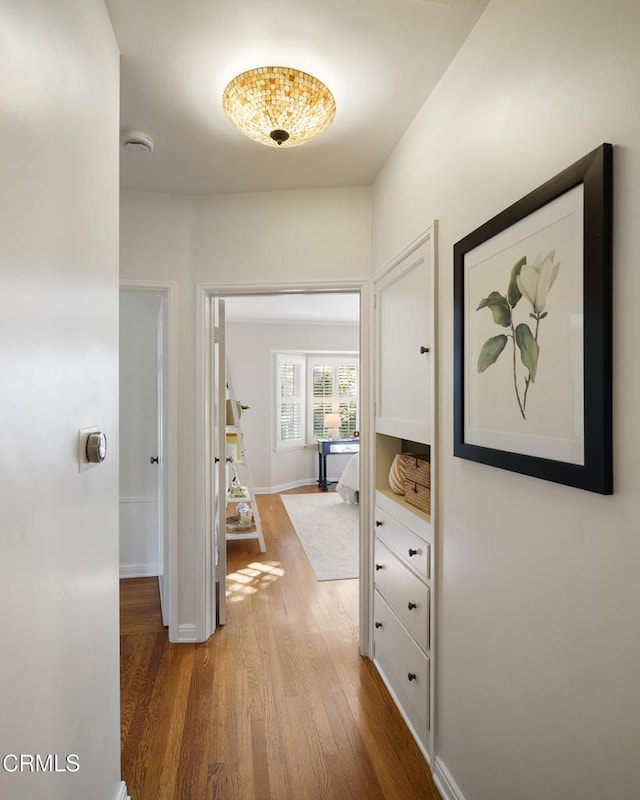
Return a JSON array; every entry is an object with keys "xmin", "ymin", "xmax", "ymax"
[
  {"xmin": 196, "ymin": 284, "xmax": 372, "ymax": 652},
  {"xmin": 224, "ymin": 293, "xmax": 361, "ymax": 614},
  {"xmin": 224, "ymin": 293, "xmax": 360, "ymax": 494}
]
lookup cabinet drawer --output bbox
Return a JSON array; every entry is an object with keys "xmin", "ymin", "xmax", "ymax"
[
  {"xmin": 330, "ymin": 442, "xmax": 359, "ymax": 454},
  {"xmin": 373, "ymin": 590, "xmax": 429, "ymax": 745},
  {"xmin": 374, "ymin": 538, "xmax": 429, "ymax": 651},
  {"xmin": 375, "ymin": 506, "xmax": 430, "ymax": 580}
]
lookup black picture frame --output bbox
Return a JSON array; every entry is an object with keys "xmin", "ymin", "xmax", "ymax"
[{"xmin": 453, "ymin": 143, "xmax": 613, "ymax": 494}]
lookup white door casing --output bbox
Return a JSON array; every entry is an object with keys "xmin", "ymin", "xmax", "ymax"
[
  {"xmin": 195, "ymin": 281, "xmax": 372, "ymax": 650},
  {"xmin": 214, "ymin": 299, "xmax": 227, "ymax": 627}
]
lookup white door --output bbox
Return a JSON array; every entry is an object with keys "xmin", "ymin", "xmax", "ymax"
[{"xmin": 119, "ymin": 289, "xmax": 163, "ymax": 585}]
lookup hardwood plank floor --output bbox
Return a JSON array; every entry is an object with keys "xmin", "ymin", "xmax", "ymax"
[{"xmin": 120, "ymin": 487, "xmax": 440, "ymax": 800}]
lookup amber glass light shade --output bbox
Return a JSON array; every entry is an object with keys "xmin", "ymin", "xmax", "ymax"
[{"xmin": 222, "ymin": 66, "xmax": 336, "ymax": 147}]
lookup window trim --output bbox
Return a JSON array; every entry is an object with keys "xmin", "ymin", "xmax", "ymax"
[{"xmin": 274, "ymin": 350, "xmax": 359, "ymax": 451}]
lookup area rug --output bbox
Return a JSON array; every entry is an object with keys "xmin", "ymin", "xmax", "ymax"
[{"xmin": 280, "ymin": 492, "xmax": 359, "ymax": 581}]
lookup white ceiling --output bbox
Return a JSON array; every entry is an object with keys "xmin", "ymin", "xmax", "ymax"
[
  {"xmin": 224, "ymin": 292, "xmax": 360, "ymax": 324},
  {"xmin": 105, "ymin": 0, "xmax": 488, "ymax": 195}
]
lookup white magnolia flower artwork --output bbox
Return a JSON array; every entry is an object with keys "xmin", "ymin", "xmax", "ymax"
[
  {"xmin": 517, "ymin": 251, "xmax": 561, "ymax": 314},
  {"xmin": 476, "ymin": 250, "xmax": 561, "ymax": 420}
]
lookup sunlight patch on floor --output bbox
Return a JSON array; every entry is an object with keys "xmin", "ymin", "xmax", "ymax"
[{"xmin": 226, "ymin": 560, "xmax": 285, "ymax": 603}]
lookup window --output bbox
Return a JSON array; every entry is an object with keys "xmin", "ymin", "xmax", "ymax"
[
  {"xmin": 275, "ymin": 354, "xmax": 306, "ymax": 449},
  {"xmin": 275, "ymin": 353, "xmax": 359, "ymax": 449},
  {"xmin": 308, "ymin": 357, "xmax": 359, "ymax": 440}
]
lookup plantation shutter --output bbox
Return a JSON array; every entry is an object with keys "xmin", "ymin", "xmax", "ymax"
[
  {"xmin": 276, "ymin": 354, "xmax": 306, "ymax": 449},
  {"xmin": 337, "ymin": 362, "xmax": 358, "ymax": 438},
  {"xmin": 312, "ymin": 363, "xmax": 335, "ymax": 440},
  {"xmin": 308, "ymin": 357, "xmax": 359, "ymax": 440}
]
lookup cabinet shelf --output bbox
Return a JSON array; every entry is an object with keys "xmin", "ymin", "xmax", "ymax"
[
  {"xmin": 376, "ymin": 486, "xmax": 431, "ymax": 526},
  {"xmin": 225, "ymin": 515, "xmax": 257, "ymax": 535},
  {"xmin": 226, "ymin": 486, "xmax": 250, "ymax": 502}
]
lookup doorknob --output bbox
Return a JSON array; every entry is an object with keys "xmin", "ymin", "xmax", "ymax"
[{"xmin": 150, "ymin": 456, "xmax": 159, "ymax": 464}]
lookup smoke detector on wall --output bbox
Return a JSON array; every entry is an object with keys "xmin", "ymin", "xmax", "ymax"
[{"xmin": 121, "ymin": 129, "xmax": 154, "ymax": 153}]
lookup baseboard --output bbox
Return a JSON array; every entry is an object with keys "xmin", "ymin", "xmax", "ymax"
[
  {"xmin": 254, "ymin": 478, "xmax": 317, "ymax": 494},
  {"xmin": 113, "ymin": 780, "xmax": 130, "ymax": 800},
  {"xmin": 433, "ymin": 757, "xmax": 466, "ymax": 800},
  {"xmin": 119, "ymin": 496, "xmax": 156, "ymax": 504},
  {"xmin": 119, "ymin": 563, "xmax": 160, "ymax": 579},
  {"xmin": 176, "ymin": 623, "xmax": 198, "ymax": 643}
]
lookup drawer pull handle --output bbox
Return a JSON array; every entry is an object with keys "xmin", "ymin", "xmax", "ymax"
[
  {"xmin": 408, "ymin": 602, "xmax": 417, "ymax": 611},
  {"xmin": 420, "ymin": 346, "xmax": 430, "ymax": 354},
  {"xmin": 375, "ymin": 622, "xmax": 383, "ymax": 629},
  {"xmin": 375, "ymin": 563, "xmax": 384, "ymax": 571},
  {"xmin": 408, "ymin": 548, "xmax": 418, "ymax": 557},
  {"xmin": 375, "ymin": 520, "xmax": 383, "ymax": 527},
  {"xmin": 408, "ymin": 672, "xmax": 417, "ymax": 682}
]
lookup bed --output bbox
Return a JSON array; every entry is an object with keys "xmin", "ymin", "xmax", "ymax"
[{"xmin": 336, "ymin": 453, "xmax": 359, "ymax": 504}]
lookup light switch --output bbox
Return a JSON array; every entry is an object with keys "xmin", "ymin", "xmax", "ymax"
[
  {"xmin": 86, "ymin": 431, "xmax": 107, "ymax": 463},
  {"xmin": 78, "ymin": 426, "xmax": 106, "ymax": 471}
]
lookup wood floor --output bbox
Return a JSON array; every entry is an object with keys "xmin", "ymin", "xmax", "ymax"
[{"xmin": 120, "ymin": 487, "xmax": 440, "ymax": 800}]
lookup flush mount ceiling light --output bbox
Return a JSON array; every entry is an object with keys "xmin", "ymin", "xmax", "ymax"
[{"xmin": 221, "ymin": 66, "xmax": 336, "ymax": 147}]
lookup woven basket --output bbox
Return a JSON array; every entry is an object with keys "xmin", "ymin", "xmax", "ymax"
[
  {"xmin": 404, "ymin": 480, "xmax": 431, "ymax": 515},
  {"xmin": 401, "ymin": 453, "xmax": 431, "ymax": 515},
  {"xmin": 404, "ymin": 454, "xmax": 430, "ymax": 488}
]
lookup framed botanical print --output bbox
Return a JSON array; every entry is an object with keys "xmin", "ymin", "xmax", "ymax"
[{"xmin": 453, "ymin": 143, "xmax": 613, "ymax": 494}]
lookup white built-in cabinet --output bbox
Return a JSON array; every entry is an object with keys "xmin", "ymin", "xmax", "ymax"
[
  {"xmin": 371, "ymin": 225, "xmax": 436, "ymax": 763},
  {"xmin": 375, "ymin": 232, "xmax": 433, "ymax": 444}
]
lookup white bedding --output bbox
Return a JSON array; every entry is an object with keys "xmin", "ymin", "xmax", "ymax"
[{"xmin": 337, "ymin": 453, "xmax": 359, "ymax": 504}]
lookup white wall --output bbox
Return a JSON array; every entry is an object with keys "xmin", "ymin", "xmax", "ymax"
[
  {"xmin": 120, "ymin": 187, "xmax": 370, "ymax": 631},
  {"xmin": 118, "ymin": 191, "xmax": 197, "ymax": 629},
  {"xmin": 226, "ymin": 320, "xmax": 359, "ymax": 491},
  {"xmin": 372, "ymin": 1, "xmax": 640, "ymax": 798},
  {"xmin": 120, "ymin": 290, "xmax": 161, "ymax": 576},
  {"xmin": 193, "ymin": 189, "xmax": 371, "ymax": 284},
  {"xmin": 0, "ymin": 2, "xmax": 122, "ymax": 799}
]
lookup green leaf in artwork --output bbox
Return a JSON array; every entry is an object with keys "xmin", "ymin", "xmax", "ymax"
[
  {"xmin": 539, "ymin": 312, "xmax": 548, "ymax": 319},
  {"xmin": 507, "ymin": 256, "xmax": 527, "ymax": 308},
  {"xmin": 477, "ymin": 334, "xmax": 508, "ymax": 373},
  {"xmin": 476, "ymin": 291, "xmax": 511, "ymax": 327},
  {"xmin": 515, "ymin": 323, "xmax": 539, "ymax": 382}
]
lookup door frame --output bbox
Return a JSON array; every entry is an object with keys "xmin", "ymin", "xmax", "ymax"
[
  {"xmin": 195, "ymin": 280, "xmax": 374, "ymax": 653},
  {"xmin": 120, "ymin": 280, "xmax": 179, "ymax": 642}
]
